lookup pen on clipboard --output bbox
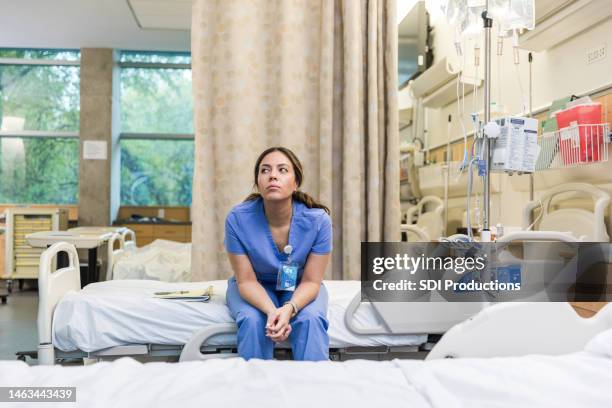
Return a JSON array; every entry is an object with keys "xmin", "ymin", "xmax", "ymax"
[{"xmin": 154, "ymin": 290, "xmax": 190, "ymax": 296}]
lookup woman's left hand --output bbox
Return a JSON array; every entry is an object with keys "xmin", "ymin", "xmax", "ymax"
[{"xmin": 266, "ymin": 305, "xmax": 293, "ymax": 342}]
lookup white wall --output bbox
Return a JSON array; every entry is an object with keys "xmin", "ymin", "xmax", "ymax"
[
  {"xmin": 403, "ymin": 6, "xmax": 612, "ymax": 234},
  {"xmin": 428, "ymin": 18, "xmax": 612, "ymax": 149}
]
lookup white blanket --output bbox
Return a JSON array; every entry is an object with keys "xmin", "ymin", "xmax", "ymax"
[
  {"xmin": 3, "ymin": 329, "xmax": 612, "ymax": 408},
  {"xmin": 52, "ymin": 279, "xmax": 426, "ymax": 352},
  {"xmin": 398, "ymin": 328, "xmax": 612, "ymax": 407},
  {"xmin": 112, "ymin": 240, "xmax": 192, "ymax": 282}
]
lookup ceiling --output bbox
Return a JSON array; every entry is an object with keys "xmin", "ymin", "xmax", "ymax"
[{"xmin": 0, "ymin": 0, "xmax": 191, "ymax": 52}]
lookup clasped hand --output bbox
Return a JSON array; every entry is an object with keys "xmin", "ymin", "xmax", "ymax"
[{"xmin": 266, "ymin": 304, "xmax": 293, "ymax": 342}]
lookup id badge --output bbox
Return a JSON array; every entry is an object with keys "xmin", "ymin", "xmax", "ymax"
[{"xmin": 276, "ymin": 262, "xmax": 298, "ymax": 291}]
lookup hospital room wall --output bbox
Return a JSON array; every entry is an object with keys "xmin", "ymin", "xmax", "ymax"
[
  {"xmin": 424, "ymin": 17, "xmax": 612, "ymax": 149},
  {"xmin": 400, "ymin": 14, "xmax": 612, "ymax": 234}
]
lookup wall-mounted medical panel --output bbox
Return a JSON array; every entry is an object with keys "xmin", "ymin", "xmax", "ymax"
[
  {"xmin": 417, "ymin": 162, "xmax": 502, "ymax": 198},
  {"xmin": 519, "ymin": 0, "xmax": 612, "ymax": 52},
  {"xmin": 510, "ymin": 152, "xmax": 612, "ymax": 192},
  {"xmin": 410, "ymin": 57, "xmax": 482, "ymax": 109}
]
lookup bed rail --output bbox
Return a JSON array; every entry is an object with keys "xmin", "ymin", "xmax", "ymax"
[
  {"xmin": 105, "ymin": 233, "xmax": 125, "ymax": 281},
  {"xmin": 122, "ymin": 229, "xmax": 137, "ymax": 250},
  {"xmin": 427, "ymin": 302, "xmax": 612, "ymax": 359},
  {"xmin": 37, "ymin": 242, "xmax": 81, "ymax": 365},
  {"xmin": 179, "ymin": 323, "xmax": 239, "ymax": 362},
  {"xmin": 344, "ymin": 294, "xmax": 389, "ymax": 334}
]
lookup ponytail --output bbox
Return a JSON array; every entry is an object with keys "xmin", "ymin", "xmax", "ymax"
[
  {"xmin": 244, "ymin": 193, "xmax": 261, "ymax": 202},
  {"xmin": 244, "ymin": 191, "xmax": 330, "ymax": 215},
  {"xmin": 292, "ymin": 191, "xmax": 330, "ymax": 215}
]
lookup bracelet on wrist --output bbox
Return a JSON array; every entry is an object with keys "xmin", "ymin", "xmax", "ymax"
[{"xmin": 283, "ymin": 301, "xmax": 299, "ymax": 317}]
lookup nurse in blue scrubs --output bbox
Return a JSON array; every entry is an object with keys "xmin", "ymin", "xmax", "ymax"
[{"xmin": 224, "ymin": 147, "xmax": 332, "ymax": 361}]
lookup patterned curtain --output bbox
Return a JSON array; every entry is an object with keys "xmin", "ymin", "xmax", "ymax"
[{"xmin": 191, "ymin": 0, "xmax": 399, "ymax": 281}]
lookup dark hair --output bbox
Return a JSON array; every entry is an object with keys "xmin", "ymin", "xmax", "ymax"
[{"xmin": 244, "ymin": 146, "xmax": 331, "ymax": 215}]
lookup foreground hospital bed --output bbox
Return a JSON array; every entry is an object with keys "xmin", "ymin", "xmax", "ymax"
[{"xmin": 4, "ymin": 327, "xmax": 612, "ymax": 408}]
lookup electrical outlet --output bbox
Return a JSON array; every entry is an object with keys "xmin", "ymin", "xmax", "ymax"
[{"xmin": 586, "ymin": 44, "xmax": 606, "ymax": 65}]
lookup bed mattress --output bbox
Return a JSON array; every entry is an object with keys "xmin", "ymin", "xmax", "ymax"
[
  {"xmin": 52, "ymin": 280, "xmax": 427, "ymax": 352},
  {"xmin": 5, "ymin": 328, "xmax": 612, "ymax": 408}
]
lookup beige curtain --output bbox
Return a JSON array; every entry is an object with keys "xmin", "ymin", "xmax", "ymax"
[{"xmin": 191, "ymin": 0, "xmax": 399, "ymax": 281}]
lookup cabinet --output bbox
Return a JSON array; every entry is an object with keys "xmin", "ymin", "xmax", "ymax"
[
  {"xmin": 115, "ymin": 206, "xmax": 191, "ymax": 247},
  {"xmin": 119, "ymin": 223, "xmax": 191, "ymax": 247},
  {"xmin": 3, "ymin": 208, "xmax": 69, "ymax": 282}
]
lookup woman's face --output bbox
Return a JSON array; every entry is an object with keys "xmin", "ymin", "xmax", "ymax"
[{"xmin": 257, "ymin": 151, "xmax": 298, "ymax": 201}]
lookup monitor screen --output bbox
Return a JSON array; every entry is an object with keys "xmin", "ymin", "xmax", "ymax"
[{"xmin": 398, "ymin": 1, "xmax": 433, "ymax": 89}]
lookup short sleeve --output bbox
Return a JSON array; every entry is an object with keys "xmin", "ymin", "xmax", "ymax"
[
  {"xmin": 224, "ymin": 212, "xmax": 247, "ymax": 255},
  {"xmin": 311, "ymin": 213, "xmax": 333, "ymax": 254}
]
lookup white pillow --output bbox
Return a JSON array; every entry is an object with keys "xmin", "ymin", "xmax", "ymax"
[{"xmin": 584, "ymin": 328, "xmax": 612, "ymax": 358}]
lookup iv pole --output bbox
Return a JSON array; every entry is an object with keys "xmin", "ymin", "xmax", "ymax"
[
  {"xmin": 481, "ymin": 0, "xmax": 493, "ymax": 242},
  {"xmin": 528, "ymin": 52, "xmax": 534, "ymax": 202}
]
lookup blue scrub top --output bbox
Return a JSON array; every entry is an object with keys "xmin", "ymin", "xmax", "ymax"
[{"xmin": 224, "ymin": 197, "xmax": 332, "ymax": 283}]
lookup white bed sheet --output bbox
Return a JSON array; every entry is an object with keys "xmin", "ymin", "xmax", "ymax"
[
  {"xmin": 4, "ymin": 329, "xmax": 612, "ymax": 408},
  {"xmin": 0, "ymin": 359, "xmax": 428, "ymax": 408},
  {"xmin": 397, "ymin": 328, "xmax": 612, "ymax": 407},
  {"xmin": 52, "ymin": 279, "xmax": 426, "ymax": 352}
]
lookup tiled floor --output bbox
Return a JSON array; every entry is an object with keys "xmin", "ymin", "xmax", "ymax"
[{"xmin": 0, "ymin": 287, "xmax": 39, "ymax": 365}]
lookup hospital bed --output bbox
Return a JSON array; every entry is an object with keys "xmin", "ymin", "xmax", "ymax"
[
  {"xmin": 401, "ymin": 196, "xmax": 445, "ymax": 241},
  {"xmin": 38, "ymin": 243, "xmax": 425, "ymax": 364},
  {"xmin": 61, "ymin": 227, "xmax": 136, "ymax": 282},
  {"xmin": 6, "ymin": 315, "xmax": 612, "ymax": 408},
  {"xmin": 518, "ymin": 182, "xmax": 610, "ymax": 242},
  {"xmin": 36, "ymin": 242, "xmax": 489, "ymax": 365}
]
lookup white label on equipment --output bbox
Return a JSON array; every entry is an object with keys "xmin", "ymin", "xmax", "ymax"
[
  {"xmin": 523, "ymin": 132, "xmax": 541, "ymax": 173},
  {"xmin": 83, "ymin": 141, "xmax": 107, "ymax": 160},
  {"xmin": 560, "ymin": 123, "xmax": 580, "ymax": 148}
]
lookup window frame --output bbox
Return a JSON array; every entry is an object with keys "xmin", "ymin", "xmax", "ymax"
[
  {"xmin": 118, "ymin": 50, "xmax": 194, "ymax": 207},
  {"xmin": 0, "ymin": 48, "xmax": 80, "ymax": 205},
  {"xmin": 0, "ymin": 50, "xmax": 80, "ymax": 139}
]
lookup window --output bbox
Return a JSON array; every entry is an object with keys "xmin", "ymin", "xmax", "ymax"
[
  {"xmin": 0, "ymin": 48, "xmax": 80, "ymax": 204},
  {"xmin": 119, "ymin": 51, "xmax": 194, "ymax": 206},
  {"xmin": 120, "ymin": 139, "xmax": 193, "ymax": 206},
  {"xmin": 120, "ymin": 67, "xmax": 193, "ymax": 134},
  {"xmin": 0, "ymin": 138, "xmax": 79, "ymax": 204}
]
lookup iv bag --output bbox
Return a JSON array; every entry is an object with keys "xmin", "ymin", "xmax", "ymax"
[
  {"xmin": 441, "ymin": 0, "xmax": 466, "ymax": 27},
  {"xmin": 426, "ymin": 0, "xmax": 466, "ymax": 30},
  {"xmin": 461, "ymin": 1, "xmax": 486, "ymax": 39},
  {"xmin": 489, "ymin": 0, "xmax": 535, "ymax": 31}
]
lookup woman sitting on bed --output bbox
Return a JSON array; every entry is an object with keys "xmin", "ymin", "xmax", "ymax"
[{"xmin": 224, "ymin": 146, "xmax": 332, "ymax": 361}]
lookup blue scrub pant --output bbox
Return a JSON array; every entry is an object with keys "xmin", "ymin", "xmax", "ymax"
[{"xmin": 226, "ymin": 276, "xmax": 329, "ymax": 361}]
